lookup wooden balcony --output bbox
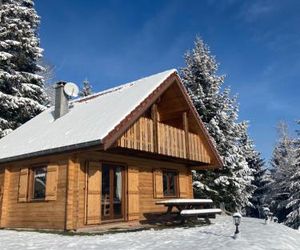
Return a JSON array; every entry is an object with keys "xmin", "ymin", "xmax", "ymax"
[
  {"xmin": 117, "ymin": 117, "xmax": 155, "ymax": 153},
  {"xmin": 157, "ymin": 122, "xmax": 186, "ymax": 159},
  {"xmin": 116, "ymin": 117, "xmax": 211, "ymax": 164}
]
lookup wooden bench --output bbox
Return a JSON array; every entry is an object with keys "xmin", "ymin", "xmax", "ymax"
[
  {"xmin": 180, "ymin": 208, "xmax": 222, "ymax": 223},
  {"xmin": 155, "ymin": 199, "xmax": 222, "ymax": 224}
]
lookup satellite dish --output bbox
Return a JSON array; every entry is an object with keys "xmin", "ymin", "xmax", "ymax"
[{"xmin": 64, "ymin": 82, "xmax": 79, "ymax": 97}]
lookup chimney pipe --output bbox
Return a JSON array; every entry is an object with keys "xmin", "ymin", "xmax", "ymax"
[{"xmin": 54, "ymin": 81, "xmax": 69, "ymax": 119}]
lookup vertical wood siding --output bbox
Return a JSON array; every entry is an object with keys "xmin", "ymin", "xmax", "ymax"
[
  {"xmin": 116, "ymin": 117, "xmax": 211, "ymax": 163},
  {"xmin": 117, "ymin": 117, "xmax": 154, "ymax": 153},
  {"xmin": 18, "ymin": 168, "xmax": 29, "ymax": 202},
  {"xmin": 127, "ymin": 166, "xmax": 140, "ymax": 220},
  {"xmin": 45, "ymin": 164, "xmax": 59, "ymax": 201},
  {"xmin": 153, "ymin": 169, "xmax": 163, "ymax": 198},
  {"xmin": 158, "ymin": 122, "xmax": 186, "ymax": 158},
  {"xmin": 188, "ymin": 133, "xmax": 211, "ymax": 163}
]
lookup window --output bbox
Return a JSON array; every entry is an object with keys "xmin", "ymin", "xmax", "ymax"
[
  {"xmin": 32, "ymin": 167, "xmax": 47, "ymax": 200},
  {"xmin": 18, "ymin": 165, "xmax": 58, "ymax": 202},
  {"xmin": 163, "ymin": 170, "xmax": 178, "ymax": 197}
]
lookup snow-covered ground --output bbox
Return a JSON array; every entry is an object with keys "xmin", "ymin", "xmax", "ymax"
[{"xmin": 0, "ymin": 216, "xmax": 299, "ymax": 250}]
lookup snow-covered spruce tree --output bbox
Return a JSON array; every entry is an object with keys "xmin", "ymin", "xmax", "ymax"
[
  {"xmin": 0, "ymin": 0, "xmax": 47, "ymax": 138},
  {"xmin": 285, "ymin": 121, "xmax": 300, "ymax": 229},
  {"xmin": 253, "ymin": 168, "xmax": 274, "ymax": 218},
  {"xmin": 241, "ymin": 129, "xmax": 268, "ymax": 217},
  {"xmin": 37, "ymin": 59, "xmax": 56, "ymax": 106},
  {"xmin": 181, "ymin": 37, "xmax": 255, "ymax": 212},
  {"xmin": 243, "ymin": 144, "xmax": 269, "ymax": 218},
  {"xmin": 269, "ymin": 122, "xmax": 298, "ymax": 223},
  {"xmin": 79, "ymin": 79, "xmax": 93, "ymax": 97},
  {"xmin": 285, "ymin": 167, "xmax": 300, "ymax": 229}
]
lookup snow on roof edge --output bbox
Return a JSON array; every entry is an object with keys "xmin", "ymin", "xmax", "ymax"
[
  {"xmin": 0, "ymin": 139, "xmax": 102, "ymax": 164},
  {"xmin": 73, "ymin": 68, "xmax": 177, "ymax": 104}
]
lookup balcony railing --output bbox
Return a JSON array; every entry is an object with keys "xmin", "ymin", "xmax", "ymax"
[
  {"xmin": 117, "ymin": 117, "xmax": 154, "ymax": 153},
  {"xmin": 158, "ymin": 122, "xmax": 186, "ymax": 158},
  {"xmin": 116, "ymin": 117, "xmax": 210, "ymax": 163}
]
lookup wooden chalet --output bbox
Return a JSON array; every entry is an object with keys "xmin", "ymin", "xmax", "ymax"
[{"xmin": 0, "ymin": 69, "xmax": 222, "ymax": 230}]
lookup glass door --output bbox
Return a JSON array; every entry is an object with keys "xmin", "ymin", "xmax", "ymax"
[{"xmin": 101, "ymin": 164, "xmax": 124, "ymax": 221}]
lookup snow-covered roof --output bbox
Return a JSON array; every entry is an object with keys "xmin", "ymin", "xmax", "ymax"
[{"xmin": 0, "ymin": 69, "xmax": 176, "ymax": 163}]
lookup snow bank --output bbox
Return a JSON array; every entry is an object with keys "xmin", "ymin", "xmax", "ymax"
[{"xmin": 0, "ymin": 216, "xmax": 299, "ymax": 250}]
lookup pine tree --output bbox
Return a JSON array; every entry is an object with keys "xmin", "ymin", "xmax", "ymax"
[
  {"xmin": 285, "ymin": 121, "xmax": 300, "ymax": 229},
  {"xmin": 244, "ymin": 147, "xmax": 269, "ymax": 218},
  {"xmin": 239, "ymin": 127, "xmax": 266, "ymax": 217},
  {"xmin": 0, "ymin": 0, "xmax": 47, "ymax": 138},
  {"xmin": 255, "ymin": 168, "xmax": 274, "ymax": 218},
  {"xmin": 181, "ymin": 37, "xmax": 224, "ymax": 124},
  {"xmin": 79, "ymin": 79, "xmax": 93, "ymax": 97},
  {"xmin": 285, "ymin": 169, "xmax": 300, "ymax": 229},
  {"xmin": 181, "ymin": 37, "xmax": 255, "ymax": 212},
  {"xmin": 269, "ymin": 122, "xmax": 298, "ymax": 223}
]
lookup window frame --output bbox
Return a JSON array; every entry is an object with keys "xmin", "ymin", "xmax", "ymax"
[
  {"xmin": 29, "ymin": 165, "xmax": 48, "ymax": 201},
  {"xmin": 162, "ymin": 169, "xmax": 179, "ymax": 198}
]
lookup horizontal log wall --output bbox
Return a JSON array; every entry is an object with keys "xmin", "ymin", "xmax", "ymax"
[
  {"xmin": 0, "ymin": 155, "xmax": 69, "ymax": 230},
  {"xmin": 138, "ymin": 164, "xmax": 193, "ymax": 220},
  {"xmin": 0, "ymin": 150, "xmax": 193, "ymax": 230},
  {"xmin": 77, "ymin": 151, "xmax": 193, "ymax": 228}
]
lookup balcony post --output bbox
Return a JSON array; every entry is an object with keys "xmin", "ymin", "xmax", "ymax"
[{"xmin": 183, "ymin": 112, "xmax": 190, "ymax": 159}]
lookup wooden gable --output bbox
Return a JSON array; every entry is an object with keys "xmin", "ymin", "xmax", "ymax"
[{"xmin": 106, "ymin": 74, "xmax": 223, "ymax": 169}]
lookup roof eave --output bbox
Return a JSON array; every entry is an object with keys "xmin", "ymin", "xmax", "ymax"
[{"xmin": 0, "ymin": 139, "xmax": 103, "ymax": 164}]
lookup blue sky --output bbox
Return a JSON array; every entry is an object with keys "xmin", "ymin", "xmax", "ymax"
[{"xmin": 35, "ymin": 0, "xmax": 300, "ymax": 162}]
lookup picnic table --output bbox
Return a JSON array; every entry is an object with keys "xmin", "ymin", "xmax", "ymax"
[
  {"xmin": 155, "ymin": 199, "xmax": 213, "ymax": 214},
  {"xmin": 155, "ymin": 199, "xmax": 222, "ymax": 223}
]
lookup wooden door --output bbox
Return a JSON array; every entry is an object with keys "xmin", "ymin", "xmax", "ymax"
[
  {"xmin": 101, "ymin": 164, "xmax": 125, "ymax": 221},
  {"xmin": 0, "ymin": 168, "xmax": 4, "ymax": 224}
]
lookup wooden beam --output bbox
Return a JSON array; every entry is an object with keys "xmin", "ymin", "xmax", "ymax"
[
  {"xmin": 183, "ymin": 112, "xmax": 190, "ymax": 159},
  {"xmin": 0, "ymin": 167, "xmax": 10, "ymax": 228},
  {"xmin": 151, "ymin": 104, "xmax": 159, "ymax": 153},
  {"xmin": 189, "ymin": 165, "xmax": 220, "ymax": 171},
  {"xmin": 65, "ymin": 156, "xmax": 80, "ymax": 231}
]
